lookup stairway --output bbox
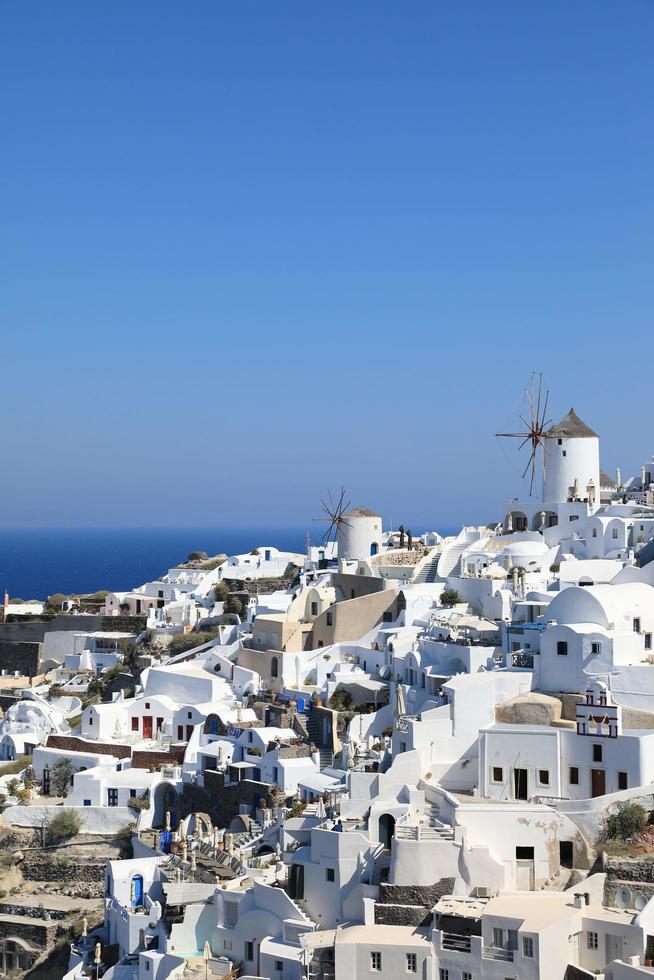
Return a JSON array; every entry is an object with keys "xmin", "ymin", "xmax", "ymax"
[
  {"xmin": 414, "ymin": 550, "xmax": 441, "ymax": 583},
  {"xmin": 436, "ymin": 539, "xmax": 470, "ymax": 579},
  {"xmin": 307, "ymin": 711, "xmax": 333, "ymax": 769}
]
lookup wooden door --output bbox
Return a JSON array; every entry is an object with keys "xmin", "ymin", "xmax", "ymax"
[
  {"xmin": 142, "ymin": 716, "xmax": 153, "ymax": 739},
  {"xmin": 591, "ymin": 769, "xmax": 606, "ymax": 798}
]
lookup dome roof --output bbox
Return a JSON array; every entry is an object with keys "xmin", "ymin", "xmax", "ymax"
[{"xmin": 546, "ymin": 408, "xmax": 598, "ymax": 440}]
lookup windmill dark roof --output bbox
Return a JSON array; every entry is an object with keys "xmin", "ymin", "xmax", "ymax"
[
  {"xmin": 546, "ymin": 408, "xmax": 598, "ymax": 440},
  {"xmin": 343, "ymin": 506, "xmax": 380, "ymax": 518}
]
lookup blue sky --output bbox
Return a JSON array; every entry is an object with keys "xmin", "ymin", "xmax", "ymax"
[{"xmin": 1, "ymin": 1, "xmax": 653, "ymax": 530}]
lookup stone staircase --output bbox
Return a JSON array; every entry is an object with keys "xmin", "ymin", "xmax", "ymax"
[
  {"xmin": 413, "ymin": 550, "xmax": 441, "ymax": 583},
  {"xmin": 307, "ymin": 711, "xmax": 333, "ymax": 769}
]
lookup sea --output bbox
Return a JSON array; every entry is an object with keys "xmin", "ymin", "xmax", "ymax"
[
  {"xmin": 0, "ymin": 524, "xmax": 460, "ymax": 601},
  {"xmin": 0, "ymin": 527, "xmax": 312, "ymax": 601}
]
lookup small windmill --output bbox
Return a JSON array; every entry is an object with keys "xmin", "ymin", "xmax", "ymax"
[
  {"xmin": 496, "ymin": 372, "xmax": 552, "ymax": 496},
  {"xmin": 314, "ymin": 486, "xmax": 352, "ymax": 548}
]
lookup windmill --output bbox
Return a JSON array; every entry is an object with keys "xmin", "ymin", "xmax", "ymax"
[
  {"xmin": 314, "ymin": 486, "xmax": 352, "ymax": 549},
  {"xmin": 496, "ymin": 372, "xmax": 552, "ymax": 496}
]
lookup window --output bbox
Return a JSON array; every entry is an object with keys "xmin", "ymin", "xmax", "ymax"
[
  {"xmin": 587, "ymin": 931, "xmax": 598, "ymax": 950},
  {"xmin": 245, "ymin": 941, "xmax": 254, "ymax": 961},
  {"xmin": 618, "ymin": 771, "xmax": 628, "ymax": 790},
  {"xmin": 557, "ymin": 641, "xmax": 568, "ymax": 656},
  {"xmin": 371, "ymin": 951, "xmax": 382, "ymax": 971},
  {"xmin": 612, "ymin": 528, "xmax": 619, "ymax": 539},
  {"xmin": 274, "ymin": 961, "xmax": 283, "ymax": 972},
  {"xmin": 570, "ymin": 766, "xmax": 579, "ymax": 785},
  {"xmin": 462, "ymin": 974, "xmax": 472, "ymax": 980},
  {"xmin": 439, "ymin": 971, "xmax": 449, "ymax": 980},
  {"xmin": 351, "ymin": 589, "xmax": 356, "ymax": 599},
  {"xmin": 223, "ymin": 940, "xmax": 232, "ymax": 951},
  {"xmin": 522, "ymin": 937, "xmax": 534, "ymax": 958},
  {"xmin": 493, "ymin": 928, "xmax": 504, "ymax": 948},
  {"xmin": 311, "ymin": 602, "xmax": 318, "ymax": 616},
  {"xmin": 89, "ymin": 715, "xmax": 93, "ymax": 725},
  {"xmin": 129, "ymin": 789, "xmax": 136, "ymax": 798},
  {"xmin": 557, "ymin": 438, "xmax": 562, "ymax": 446},
  {"xmin": 248, "ymin": 731, "xmax": 254, "ymax": 743},
  {"xmin": 326, "ymin": 867, "xmax": 335, "ymax": 882},
  {"xmin": 326, "ymin": 612, "xmax": 333, "ymax": 627},
  {"xmin": 538, "ymin": 769, "xmax": 550, "ymax": 787},
  {"xmin": 646, "ymin": 634, "xmax": 652, "ymax": 651},
  {"xmin": 406, "ymin": 953, "xmax": 417, "ymax": 973},
  {"xmin": 224, "ymin": 901, "xmax": 238, "ymax": 928},
  {"xmin": 593, "ymin": 744, "xmax": 603, "ymax": 763},
  {"xmin": 107, "ymin": 789, "xmax": 118, "ymax": 807},
  {"xmin": 145, "ymin": 702, "xmax": 150, "ymax": 709},
  {"xmin": 592, "ymin": 528, "xmax": 597, "ymax": 538},
  {"xmin": 634, "ymin": 618, "xmax": 641, "ymax": 633},
  {"xmin": 83, "ymin": 799, "xmax": 91, "ymax": 806},
  {"xmin": 492, "ymin": 766, "xmax": 503, "ymax": 783},
  {"xmin": 562, "ymin": 450, "xmax": 567, "ymax": 457},
  {"xmin": 591, "ymin": 642, "xmax": 600, "ymax": 654}
]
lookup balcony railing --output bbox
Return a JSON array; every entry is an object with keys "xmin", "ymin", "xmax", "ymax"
[
  {"xmin": 511, "ymin": 651, "xmax": 534, "ymax": 668},
  {"xmin": 482, "ymin": 945, "xmax": 514, "ymax": 962},
  {"xmin": 442, "ymin": 933, "xmax": 472, "ymax": 953}
]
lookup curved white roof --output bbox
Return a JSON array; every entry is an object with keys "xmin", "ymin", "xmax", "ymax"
[{"xmin": 547, "ymin": 582, "xmax": 654, "ymax": 629}]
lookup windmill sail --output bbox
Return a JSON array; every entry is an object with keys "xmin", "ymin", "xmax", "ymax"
[{"xmin": 496, "ymin": 372, "xmax": 552, "ymax": 496}]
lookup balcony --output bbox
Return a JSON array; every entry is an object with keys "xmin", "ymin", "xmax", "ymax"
[
  {"xmin": 511, "ymin": 651, "xmax": 534, "ymax": 669},
  {"xmin": 482, "ymin": 945, "xmax": 514, "ymax": 962},
  {"xmin": 442, "ymin": 933, "xmax": 472, "ymax": 953}
]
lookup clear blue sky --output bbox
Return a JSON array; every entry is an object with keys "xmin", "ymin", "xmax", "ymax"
[{"xmin": 2, "ymin": 1, "xmax": 653, "ymax": 530}]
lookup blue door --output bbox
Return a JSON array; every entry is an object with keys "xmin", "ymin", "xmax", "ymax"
[{"xmin": 130, "ymin": 875, "xmax": 144, "ymax": 908}]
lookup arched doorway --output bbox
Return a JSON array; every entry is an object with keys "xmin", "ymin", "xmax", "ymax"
[
  {"xmin": 370, "ymin": 542, "xmax": 379, "ymax": 556},
  {"xmin": 379, "ymin": 813, "xmax": 395, "ymax": 850},
  {"xmin": 152, "ymin": 782, "xmax": 180, "ymax": 830}
]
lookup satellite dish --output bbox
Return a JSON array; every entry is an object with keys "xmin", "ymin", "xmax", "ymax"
[
  {"xmin": 635, "ymin": 894, "xmax": 648, "ymax": 911},
  {"xmin": 616, "ymin": 886, "xmax": 632, "ymax": 908}
]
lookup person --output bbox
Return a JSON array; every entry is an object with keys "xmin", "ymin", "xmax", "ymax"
[{"xmin": 334, "ymin": 819, "xmax": 343, "ymax": 833}]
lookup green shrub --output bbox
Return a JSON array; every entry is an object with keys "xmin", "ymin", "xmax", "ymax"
[
  {"xmin": 213, "ymin": 581, "xmax": 230, "ymax": 602},
  {"xmin": 605, "ymin": 802, "xmax": 647, "ymax": 840},
  {"xmin": 330, "ymin": 689, "xmax": 353, "ymax": 712},
  {"xmin": 128, "ymin": 794, "xmax": 150, "ymax": 814},
  {"xmin": 224, "ymin": 596, "xmax": 243, "ymax": 617},
  {"xmin": 51, "ymin": 758, "xmax": 76, "ymax": 797},
  {"xmin": 168, "ymin": 629, "xmax": 218, "ymax": 656},
  {"xmin": 440, "ymin": 589, "xmax": 461, "ymax": 608},
  {"xmin": 47, "ymin": 809, "xmax": 81, "ymax": 843},
  {"xmin": 550, "ymin": 563, "xmax": 560, "ymax": 574}
]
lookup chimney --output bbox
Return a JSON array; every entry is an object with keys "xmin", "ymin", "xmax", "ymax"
[
  {"xmin": 573, "ymin": 894, "xmax": 583, "ymax": 909},
  {"xmin": 584, "ymin": 892, "xmax": 591, "ymax": 906}
]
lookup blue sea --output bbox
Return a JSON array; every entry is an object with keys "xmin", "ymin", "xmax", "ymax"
[{"xmin": 0, "ymin": 527, "xmax": 312, "ymax": 600}]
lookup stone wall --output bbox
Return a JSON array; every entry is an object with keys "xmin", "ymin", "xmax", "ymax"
[
  {"xmin": 46, "ymin": 735, "xmax": 131, "ymax": 759},
  {"xmin": 0, "ymin": 640, "xmax": 42, "ymax": 677},
  {"xmin": 0, "ymin": 917, "xmax": 58, "ymax": 948},
  {"xmin": 375, "ymin": 879, "xmax": 455, "ymax": 927},
  {"xmin": 200, "ymin": 771, "xmax": 281, "ymax": 828}
]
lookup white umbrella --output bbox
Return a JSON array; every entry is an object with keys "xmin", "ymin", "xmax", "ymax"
[
  {"xmin": 315, "ymin": 797, "xmax": 327, "ymax": 819},
  {"xmin": 485, "ymin": 564, "xmax": 508, "ymax": 579}
]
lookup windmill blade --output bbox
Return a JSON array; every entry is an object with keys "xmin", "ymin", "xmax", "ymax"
[{"xmin": 522, "ymin": 447, "xmax": 536, "ymax": 481}]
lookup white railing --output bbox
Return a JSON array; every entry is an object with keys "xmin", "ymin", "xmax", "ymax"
[{"xmin": 482, "ymin": 945, "xmax": 514, "ymax": 962}]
